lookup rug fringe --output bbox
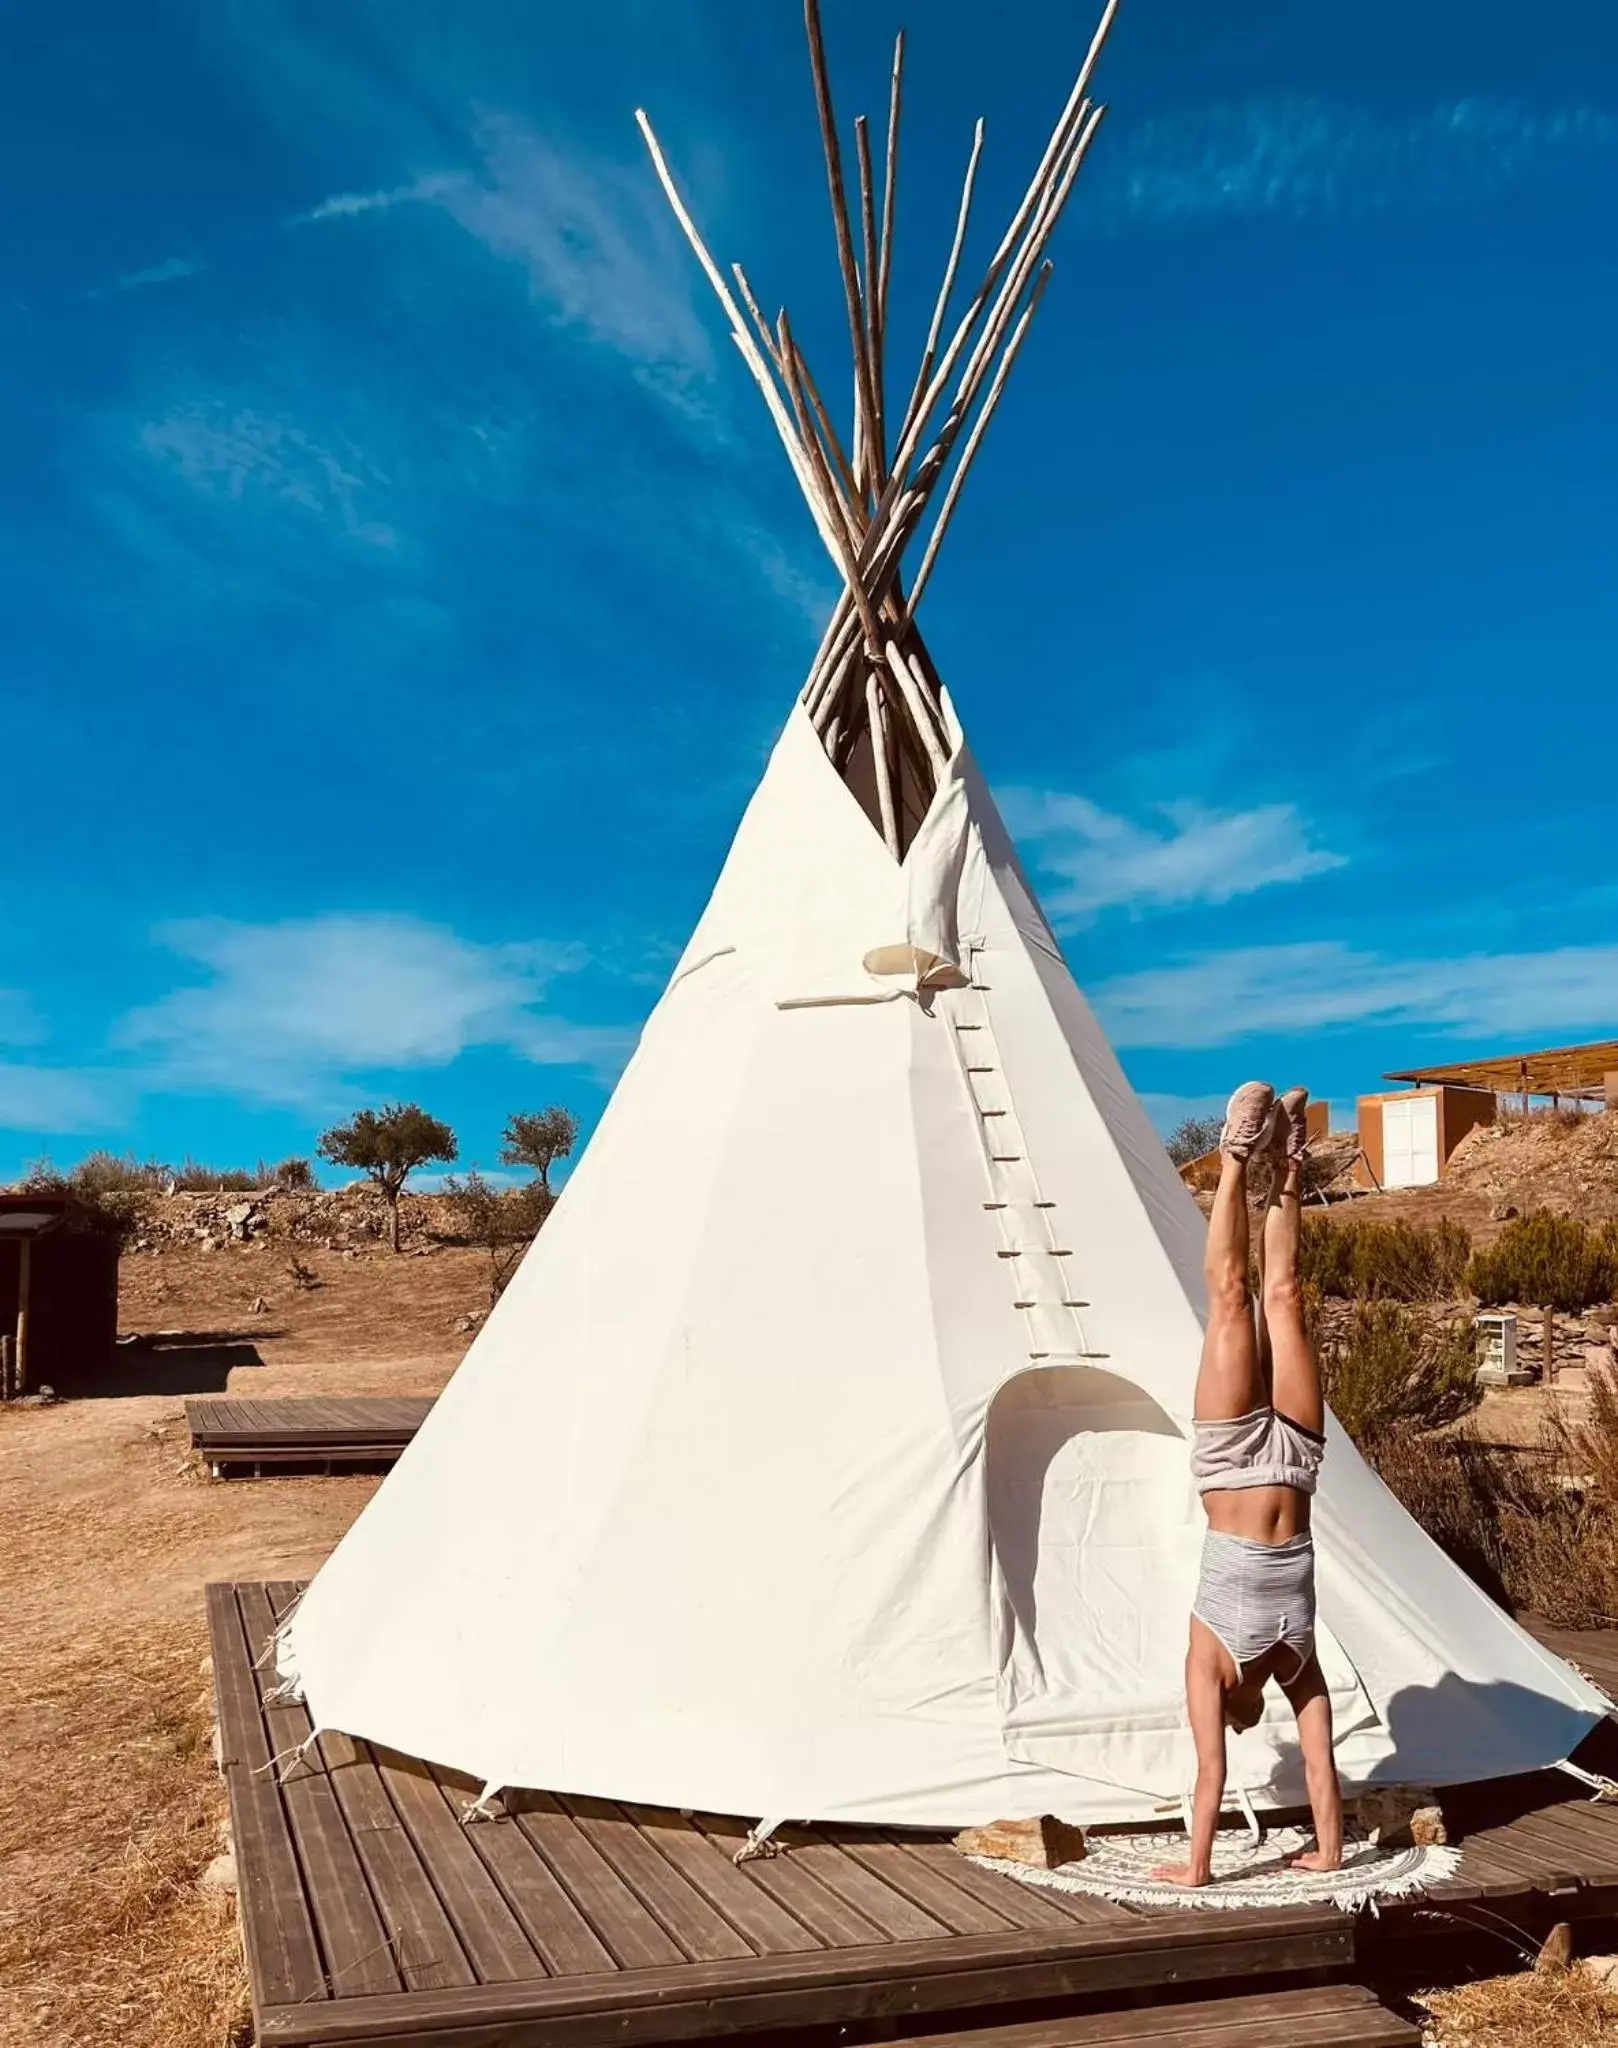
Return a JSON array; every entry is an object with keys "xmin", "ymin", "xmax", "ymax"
[{"xmin": 970, "ymin": 1835, "xmax": 1462, "ymax": 1916}]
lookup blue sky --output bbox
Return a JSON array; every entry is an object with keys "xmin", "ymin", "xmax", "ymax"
[{"xmin": 2, "ymin": 0, "xmax": 1615, "ymax": 1181}]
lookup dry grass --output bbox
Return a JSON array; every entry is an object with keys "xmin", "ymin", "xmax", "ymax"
[
  {"xmin": 1418, "ymin": 1966, "xmax": 1618, "ymax": 2045},
  {"xmin": 0, "ymin": 1242, "xmax": 483, "ymax": 2047},
  {"xmin": 0, "ymin": 1628, "xmax": 247, "ymax": 2048}
]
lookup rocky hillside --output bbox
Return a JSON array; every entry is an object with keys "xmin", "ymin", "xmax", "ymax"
[{"xmin": 120, "ymin": 1184, "xmax": 482, "ymax": 1255}]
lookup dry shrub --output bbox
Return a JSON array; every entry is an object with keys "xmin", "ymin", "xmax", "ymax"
[
  {"xmin": 1361, "ymin": 1366, "xmax": 1618, "ymax": 1627},
  {"xmin": 441, "ymin": 1169, "xmax": 551, "ymax": 1305},
  {"xmin": 0, "ymin": 1628, "xmax": 248, "ymax": 2048},
  {"xmin": 1300, "ymin": 1214, "xmax": 1472, "ymax": 1301},
  {"xmin": 1319, "ymin": 1300, "xmax": 1481, "ymax": 1443},
  {"xmin": 1468, "ymin": 1211, "xmax": 1617, "ymax": 1312},
  {"xmin": 1419, "ymin": 1966, "xmax": 1618, "ymax": 2047}
]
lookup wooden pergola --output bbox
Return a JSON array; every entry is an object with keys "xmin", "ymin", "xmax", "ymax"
[{"xmin": 1385, "ymin": 1038, "xmax": 1618, "ymax": 1106}]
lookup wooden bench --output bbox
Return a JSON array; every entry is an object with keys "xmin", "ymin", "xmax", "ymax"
[{"xmin": 886, "ymin": 1984, "xmax": 1418, "ymax": 2047}]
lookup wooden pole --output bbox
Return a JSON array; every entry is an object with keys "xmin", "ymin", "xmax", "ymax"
[
  {"xmin": 865, "ymin": 671, "xmax": 902, "ymax": 854},
  {"xmin": 877, "ymin": 32, "xmax": 904, "ymax": 350},
  {"xmin": 884, "ymin": 637, "xmax": 950, "ymax": 776},
  {"xmin": 779, "ymin": 318, "xmax": 886, "ymax": 659},
  {"xmin": 636, "ymin": 110, "xmax": 846, "ymax": 566},
  {"xmin": 15, "ymin": 1236, "xmax": 30, "ymax": 1398},
  {"xmin": 802, "ymin": 0, "xmax": 882, "ymax": 497},
  {"xmin": 854, "ymin": 115, "xmax": 885, "ymax": 485},
  {"xmin": 899, "ymin": 119, "xmax": 984, "ymax": 450},
  {"xmin": 908, "ymin": 261, "xmax": 1055, "ymax": 612}
]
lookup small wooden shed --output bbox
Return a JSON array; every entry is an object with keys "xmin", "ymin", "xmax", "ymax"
[
  {"xmin": 1355, "ymin": 1086, "xmax": 1495, "ymax": 1191},
  {"xmin": 0, "ymin": 1193, "xmax": 119, "ymax": 1397}
]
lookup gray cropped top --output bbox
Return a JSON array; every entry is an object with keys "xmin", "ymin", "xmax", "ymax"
[{"xmin": 1191, "ymin": 1405, "xmax": 1325, "ymax": 1495}]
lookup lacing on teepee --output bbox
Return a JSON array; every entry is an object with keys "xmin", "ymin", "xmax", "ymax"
[{"xmin": 639, "ymin": 0, "xmax": 1119, "ymax": 858}]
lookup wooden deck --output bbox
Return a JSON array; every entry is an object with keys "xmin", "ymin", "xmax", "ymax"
[
  {"xmin": 187, "ymin": 1398, "xmax": 434, "ymax": 1475},
  {"xmin": 209, "ymin": 1584, "xmax": 1618, "ymax": 2048}
]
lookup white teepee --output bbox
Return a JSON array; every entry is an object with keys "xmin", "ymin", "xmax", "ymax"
[{"xmin": 277, "ymin": 0, "xmax": 1608, "ymax": 1828}]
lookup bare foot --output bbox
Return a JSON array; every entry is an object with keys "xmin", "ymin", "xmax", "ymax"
[
  {"xmin": 1286, "ymin": 1848, "xmax": 1341, "ymax": 1873},
  {"xmin": 1150, "ymin": 1862, "xmax": 1210, "ymax": 1887}
]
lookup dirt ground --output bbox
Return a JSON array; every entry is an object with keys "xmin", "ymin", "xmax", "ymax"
[
  {"xmin": 2, "ymin": 1238, "xmax": 1614, "ymax": 2046},
  {"xmin": 0, "ymin": 1242, "xmax": 484, "ymax": 2048}
]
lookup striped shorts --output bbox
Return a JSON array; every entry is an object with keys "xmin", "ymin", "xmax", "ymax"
[{"xmin": 1193, "ymin": 1527, "xmax": 1316, "ymax": 1676}]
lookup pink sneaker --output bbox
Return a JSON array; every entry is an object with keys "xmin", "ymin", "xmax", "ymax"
[
  {"xmin": 1275, "ymin": 1087, "xmax": 1310, "ymax": 1165},
  {"xmin": 1219, "ymin": 1081, "xmax": 1277, "ymax": 1161}
]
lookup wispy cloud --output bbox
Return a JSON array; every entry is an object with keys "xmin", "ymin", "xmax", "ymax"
[
  {"xmin": 1097, "ymin": 95, "xmax": 1618, "ymax": 229},
  {"xmin": 138, "ymin": 405, "xmax": 400, "ymax": 549},
  {"xmin": 118, "ymin": 913, "xmax": 632, "ymax": 1103},
  {"xmin": 440, "ymin": 115, "xmax": 716, "ymax": 406},
  {"xmin": 1092, "ymin": 940, "xmax": 1618, "ymax": 1051},
  {"xmin": 91, "ymin": 254, "xmax": 208, "ymax": 299},
  {"xmin": 0, "ymin": 1064, "xmax": 118, "ymax": 1136},
  {"xmin": 1004, "ymin": 789, "xmax": 1343, "ymax": 923},
  {"xmin": 0, "ymin": 990, "xmax": 46, "ymax": 1048},
  {"xmin": 289, "ymin": 172, "xmax": 468, "ymax": 226}
]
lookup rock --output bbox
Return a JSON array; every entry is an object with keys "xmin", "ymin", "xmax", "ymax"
[
  {"xmin": 954, "ymin": 1815, "xmax": 1087, "ymax": 1868},
  {"xmin": 1356, "ymin": 1786, "xmax": 1446, "ymax": 1848},
  {"xmin": 226, "ymin": 1201, "xmax": 255, "ymax": 1226},
  {"xmin": 247, "ymin": 1296, "xmax": 269, "ymax": 1316},
  {"xmin": 198, "ymin": 1653, "xmax": 213, "ymax": 1678},
  {"xmin": 1536, "ymin": 1921, "xmax": 1574, "ymax": 1975},
  {"xmin": 198, "ymin": 1850, "xmax": 238, "ymax": 1897},
  {"xmin": 1582, "ymin": 1954, "xmax": 1618, "ymax": 1991}
]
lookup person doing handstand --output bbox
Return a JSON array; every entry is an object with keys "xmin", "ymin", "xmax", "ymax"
[{"xmin": 1153, "ymin": 1081, "xmax": 1343, "ymax": 1888}]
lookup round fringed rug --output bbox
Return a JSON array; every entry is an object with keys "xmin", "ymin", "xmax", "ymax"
[{"xmin": 970, "ymin": 1825, "xmax": 1461, "ymax": 1914}]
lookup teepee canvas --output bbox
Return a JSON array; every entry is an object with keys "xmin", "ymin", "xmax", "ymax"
[{"xmin": 278, "ymin": 0, "xmax": 1608, "ymax": 1828}]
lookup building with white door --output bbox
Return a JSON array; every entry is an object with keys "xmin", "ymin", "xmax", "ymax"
[
  {"xmin": 1355, "ymin": 1085, "xmax": 1495, "ymax": 1189},
  {"xmin": 1354, "ymin": 1038, "xmax": 1618, "ymax": 1190}
]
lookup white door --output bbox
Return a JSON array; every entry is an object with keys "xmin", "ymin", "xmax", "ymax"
[{"xmin": 1382, "ymin": 1095, "xmax": 1440, "ymax": 1187}]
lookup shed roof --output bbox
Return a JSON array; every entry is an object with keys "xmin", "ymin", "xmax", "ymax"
[{"xmin": 1385, "ymin": 1038, "xmax": 1618, "ymax": 1101}]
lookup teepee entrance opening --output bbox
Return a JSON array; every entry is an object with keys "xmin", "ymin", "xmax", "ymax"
[{"xmin": 987, "ymin": 1367, "xmax": 1193, "ymax": 1741}]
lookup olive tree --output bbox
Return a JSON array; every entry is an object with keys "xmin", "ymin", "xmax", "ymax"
[
  {"xmin": 499, "ymin": 1106, "xmax": 579, "ymax": 1198},
  {"xmin": 318, "ymin": 1103, "xmax": 457, "ymax": 1252}
]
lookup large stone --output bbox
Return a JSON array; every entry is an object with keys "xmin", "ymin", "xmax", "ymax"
[
  {"xmin": 954, "ymin": 1815, "xmax": 1087, "ymax": 1868},
  {"xmin": 1356, "ymin": 1786, "xmax": 1446, "ymax": 1848}
]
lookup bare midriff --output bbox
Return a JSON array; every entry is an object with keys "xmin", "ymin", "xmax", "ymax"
[{"xmin": 1202, "ymin": 1482, "xmax": 1311, "ymax": 1543}]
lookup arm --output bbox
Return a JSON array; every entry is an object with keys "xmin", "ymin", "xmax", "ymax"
[
  {"xmin": 1152, "ymin": 1652, "xmax": 1227, "ymax": 1886},
  {"xmin": 1283, "ymin": 1655, "xmax": 1342, "ymax": 1871}
]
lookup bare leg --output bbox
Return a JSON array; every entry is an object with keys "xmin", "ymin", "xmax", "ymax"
[
  {"xmin": 1195, "ymin": 1154, "xmax": 1266, "ymax": 1422},
  {"xmin": 1261, "ymin": 1156, "xmax": 1324, "ymax": 1433}
]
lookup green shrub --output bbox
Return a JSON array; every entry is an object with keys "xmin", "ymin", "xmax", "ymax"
[
  {"xmin": 1467, "ymin": 1212, "xmax": 1616, "ymax": 1311},
  {"xmin": 1320, "ymin": 1300, "xmax": 1480, "ymax": 1444},
  {"xmin": 1300, "ymin": 1215, "xmax": 1472, "ymax": 1302}
]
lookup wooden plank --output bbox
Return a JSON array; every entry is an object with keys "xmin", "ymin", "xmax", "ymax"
[
  {"xmin": 893, "ymin": 1839, "xmax": 1092, "ymax": 1931},
  {"xmin": 433, "ymin": 1772, "xmax": 615, "ymax": 1977},
  {"xmin": 257, "ymin": 1910, "xmax": 1355, "ymax": 2047},
  {"xmin": 834, "ymin": 1830, "xmax": 1018, "ymax": 1935},
  {"xmin": 516, "ymin": 1794, "xmax": 684, "ymax": 1967},
  {"xmin": 691, "ymin": 1812, "xmax": 888, "ymax": 1946},
  {"xmin": 206, "ymin": 1585, "xmax": 328, "ymax": 2013},
  {"xmin": 320, "ymin": 1730, "xmax": 478, "ymax": 1993},
  {"xmin": 886, "ymin": 1984, "xmax": 1416, "ymax": 2047},
  {"xmin": 790, "ymin": 1826, "xmax": 951, "ymax": 1939},
  {"xmin": 373, "ymin": 1749, "xmax": 546, "ymax": 1984},
  {"xmin": 558, "ymin": 1796, "xmax": 753, "ymax": 1961},
  {"xmin": 613, "ymin": 1807, "xmax": 822, "ymax": 1956},
  {"xmin": 1498, "ymin": 1803, "xmax": 1618, "ymax": 1886},
  {"xmin": 236, "ymin": 1584, "xmax": 404, "ymax": 1998}
]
